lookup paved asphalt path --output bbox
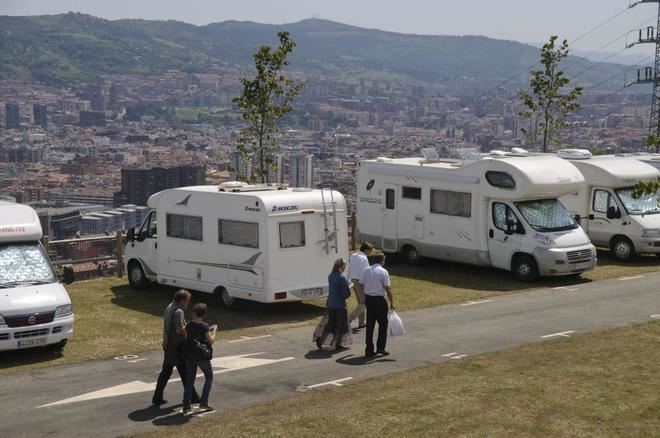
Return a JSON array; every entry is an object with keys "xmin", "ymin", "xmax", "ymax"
[{"xmin": 1, "ymin": 271, "xmax": 659, "ymax": 437}]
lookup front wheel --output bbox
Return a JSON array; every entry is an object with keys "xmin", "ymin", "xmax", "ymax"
[
  {"xmin": 127, "ymin": 261, "xmax": 149, "ymax": 290},
  {"xmin": 512, "ymin": 254, "xmax": 539, "ymax": 282},
  {"xmin": 611, "ymin": 236, "xmax": 635, "ymax": 262}
]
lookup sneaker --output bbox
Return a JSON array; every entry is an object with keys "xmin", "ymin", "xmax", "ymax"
[
  {"xmin": 199, "ymin": 404, "xmax": 215, "ymax": 412},
  {"xmin": 182, "ymin": 406, "xmax": 192, "ymax": 415},
  {"xmin": 152, "ymin": 399, "xmax": 167, "ymax": 406},
  {"xmin": 365, "ymin": 351, "xmax": 376, "ymax": 358},
  {"xmin": 191, "ymin": 396, "xmax": 201, "ymax": 405},
  {"xmin": 376, "ymin": 350, "xmax": 390, "ymax": 356},
  {"xmin": 315, "ymin": 338, "xmax": 323, "ymax": 350}
]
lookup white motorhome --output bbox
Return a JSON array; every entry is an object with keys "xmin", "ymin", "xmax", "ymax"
[
  {"xmin": 0, "ymin": 201, "xmax": 75, "ymax": 351},
  {"xmin": 558, "ymin": 150, "xmax": 660, "ymax": 261},
  {"xmin": 124, "ymin": 183, "xmax": 348, "ymax": 308},
  {"xmin": 356, "ymin": 151, "xmax": 596, "ymax": 281}
]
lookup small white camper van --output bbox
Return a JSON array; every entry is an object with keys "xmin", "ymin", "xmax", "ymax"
[
  {"xmin": 0, "ymin": 201, "xmax": 75, "ymax": 351},
  {"xmin": 356, "ymin": 150, "xmax": 596, "ymax": 281},
  {"xmin": 124, "ymin": 183, "xmax": 348, "ymax": 308},
  {"xmin": 558, "ymin": 150, "xmax": 660, "ymax": 261}
]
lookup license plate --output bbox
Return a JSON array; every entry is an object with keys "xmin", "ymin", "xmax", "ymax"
[
  {"xmin": 571, "ymin": 262, "xmax": 590, "ymax": 272},
  {"xmin": 301, "ymin": 288, "xmax": 323, "ymax": 298},
  {"xmin": 17, "ymin": 338, "xmax": 48, "ymax": 349}
]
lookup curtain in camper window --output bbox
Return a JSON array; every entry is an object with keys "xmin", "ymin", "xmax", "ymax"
[
  {"xmin": 430, "ymin": 189, "xmax": 471, "ymax": 218},
  {"xmin": 166, "ymin": 214, "xmax": 203, "ymax": 241},
  {"xmin": 279, "ymin": 221, "xmax": 306, "ymax": 248},
  {"xmin": 218, "ymin": 220, "xmax": 259, "ymax": 248}
]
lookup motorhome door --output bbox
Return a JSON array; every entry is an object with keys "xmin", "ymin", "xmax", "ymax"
[
  {"xmin": 488, "ymin": 202, "xmax": 522, "ymax": 270},
  {"xmin": 382, "ymin": 184, "xmax": 398, "ymax": 252},
  {"xmin": 132, "ymin": 210, "xmax": 158, "ymax": 277},
  {"xmin": 588, "ymin": 189, "xmax": 622, "ymax": 246}
]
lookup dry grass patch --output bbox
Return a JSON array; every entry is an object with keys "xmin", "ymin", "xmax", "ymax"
[{"xmin": 139, "ymin": 322, "xmax": 660, "ymax": 438}]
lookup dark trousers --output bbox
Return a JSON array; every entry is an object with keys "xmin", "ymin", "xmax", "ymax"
[
  {"xmin": 184, "ymin": 359, "xmax": 214, "ymax": 408},
  {"xmin": 152, "ymin": 343, "xmax": 199, "ymax": 404},
  {"xmin": 365, "ymin": 295, "xmax": 388, "ymax": 354}
]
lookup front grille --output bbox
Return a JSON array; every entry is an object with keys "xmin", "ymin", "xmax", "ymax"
[
  {"xmin": 14, "ymin": 328, "xmax": 49, "ymax": 339},
  {"xmin": 0, "ymin": 334, "xmax": 9, "ymax": 341},
  {"xmin": 567, "ymin": 249, "xmax": 592, "ymax": 264},
  {"xmin": 52, "ymin": 327, "xmax": 62, "ymax": 334},
  {"xmin": 4, "ymin": 312, "xmax": 55, "ymax": 328}
]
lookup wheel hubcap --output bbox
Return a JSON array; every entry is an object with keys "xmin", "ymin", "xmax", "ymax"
[
  {"xmin": 130, "ymin": 267, "xmax": 142, "ymax": 283},
  {"xmin": 518, "ymin": 264, "xmax": 531, "ymax": 277},
  {"xmin": 222, "ymin": 290, "xmax": 234, "ymax": 305},
  {"xmin": 615, "ymin": 242, "xmax": 630, "ymax": 259}
]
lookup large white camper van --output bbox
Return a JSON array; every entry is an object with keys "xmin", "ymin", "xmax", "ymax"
[
  {"xmin": 356, "ymin": 151, "xmax": 596, "ymax": 281},
  {"xmin": 558, "ymin": 150, "xmax": 660, "ymax": 261},
  {"xmin": 124, "ymin": 183, "xmax": 348, "ymax": 308},
  {"xmin": 0, "ymin": 201, "xmax": 75, "ymax": 351}
]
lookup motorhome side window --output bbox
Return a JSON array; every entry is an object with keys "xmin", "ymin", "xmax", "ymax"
[
  {"xmin": 218, "ymin": 220, "xmax": 259, "ymax": 248},
  {"xmin": 486, "ymin": 171, "xmax": 516, "ymax": 189},
  {"xmin": 430, "ymin": 189, "xmax": 471, "ymax": 218},
  {"xmin": 280, "ymin": 221, "xmax": 306, "ymax": 248},
  {"xmin": 593, "ymin": 190, "xmax": 616, "ymax": 213},
  {"xmin": 166, "ymin": 214, "xmax": 203, "ymax": 241},
  {"xmin": 492, "ymin": 203, "xmax": 519, "ymax": 231},
  {"xmin": 385, "ymin": 189, "xmax": 395, "ymax": 209},
  {"xmin": 402, "ymin": 186, "xmax": 422, "ymax": 200}
]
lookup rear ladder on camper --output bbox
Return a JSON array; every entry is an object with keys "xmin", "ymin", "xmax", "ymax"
[{"xmin": 321, "ymin": 187, "xmax": 339, "ymax": 254}]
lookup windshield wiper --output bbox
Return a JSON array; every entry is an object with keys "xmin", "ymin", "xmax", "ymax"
[{"xmin": 0, "ymin": 280, "xmax": 54, "ymax": 288}]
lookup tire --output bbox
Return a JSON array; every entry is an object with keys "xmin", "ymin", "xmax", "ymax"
[
  {"xmin": 127, "ymin": 260, "xmax": 149, "ymax": 290},
  {"xmin": 404, "ymin": 245, "xmax": 423, "ymax": 266},
  {"xmin": 512, "ymin": 254, "xmax": 539, "ymax": 282},
  {"xmin": 215, "ymin": 287, "xmax": 240, "ymax": 310},
  {"xmin": 611, "ymin": 236, "xmax": 635, "ymax": 262}
]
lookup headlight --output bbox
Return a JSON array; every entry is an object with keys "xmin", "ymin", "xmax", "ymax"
[
  {"xmin": 55, "ymin": 305, "xmax": 73, "ymax": 317},
  {"xmin": 642, "ymin": 229, "xmax": 660, "ymax": 238}
]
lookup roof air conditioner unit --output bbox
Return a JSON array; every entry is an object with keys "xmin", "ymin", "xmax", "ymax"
[{"xmin": 557, "ymin": 149, "xmax": 592, "ymax": 160}]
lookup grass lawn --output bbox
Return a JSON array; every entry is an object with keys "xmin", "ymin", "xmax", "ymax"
[
  {"xmin": 139, "ymin": 321, "xmax": 660, "ymax": 437},
  {"xmin": 0, "ymin": 250, "xmax": 657, "ymax": 374}
]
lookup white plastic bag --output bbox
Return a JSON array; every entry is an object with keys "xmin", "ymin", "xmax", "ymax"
[{"xmin": 389, "ymin": 310, "xmax": 405, "ymax": 336}]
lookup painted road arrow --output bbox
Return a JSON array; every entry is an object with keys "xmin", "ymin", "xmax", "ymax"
[{"xmin": 37, "ymin": 353, "xmax": 293, "ymax": 408}]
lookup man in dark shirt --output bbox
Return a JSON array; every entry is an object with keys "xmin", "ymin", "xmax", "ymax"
[{"xmin": 152, "ymin": 289, "xmax": 200, "ymax": 406}]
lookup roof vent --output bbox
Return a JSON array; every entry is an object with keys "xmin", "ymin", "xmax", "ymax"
[
  {"xmin": 489, "ymin": 150, "xmax": 507, "ymax": 157},
  {"xmin": 456, "ymin": 148, "xmax": 482, "ymax": 160},
  {"xmin": 510, "ymin": 147, "xmax": 529, "ymax": 155},
  {"xmin": 219, "ymin": 181, "xmax": 248, "ymax": 189},
  {"xmin": 421, "ymin": 147, "xmax": 440, "ymax": 161},
  {"xmin": 557, "ymin": 149, "xmax": 592, "ymax": 160}
]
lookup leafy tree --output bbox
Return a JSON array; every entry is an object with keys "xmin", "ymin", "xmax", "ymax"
[
  {"xmin": 646, "ymin": 133, "xmax": 660, "ymax": 153},
  {"xmin": 633, "ymin": 136, "xmax": 660, "ymax": 198},
  {"xmin": 518, "ymin": 36, "xmax": 582, "ymax": 152},
  {"xmin": 233, "ymin": 32, "xmax": 305, "ymax": 182}
]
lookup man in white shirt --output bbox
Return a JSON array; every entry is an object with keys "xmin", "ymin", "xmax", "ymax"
[
  {"xmin": 358, "ymin": 252, "xmax": 395, "ymax": 357},
  {"xmin": 347, "ymin": 242, "xmax": 373, "ymax": 328}
]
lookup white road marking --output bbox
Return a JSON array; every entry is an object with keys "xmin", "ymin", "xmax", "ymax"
[
  {"xmin": 307, "ymin": 377, "xmax": 353, "ymax": 389},
  {"xmin": 460, "ymin": 299, "xmax": 493, "ymax": 307},
  {"xmin": 541, "ymin": 330, "xmax": 575, "ymax": 339},
  {"xmin": 228, "ymin": 335, "xmax": 272, "ymax": 343},
  {"xmin": 451, "ymin": 355, "xmax": 467, "ymax": 360},
  {"xmin": 619, "ymin": 276, "xmax": 645, "ymax": 281},
  {"xmin": 37, "ymin": 353, "xmax": 294, "ymax": 408},
  {"xmin": 114, "ymin": 355, "xmax": 139, "ymax": 361},
  {"xmin": 127, "ymin": 358, "xmax": 148, "ymax": 364},
  {"xmin": 441, "ymin": 352, "xmax": 458, "ymax": 357},
  {"xmin": 650, "ymin": 315, "xmax": 660, "ymax": 319},
  {"xmin": 552, "ymin": 287, "xmax": 579, "ymax": 292}
]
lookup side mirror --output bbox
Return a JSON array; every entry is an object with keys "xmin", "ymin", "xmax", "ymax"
[
  {"xmin": 606, "ymin": 206, "xmax": 621, "ymax": 220},
  {"xmin": 126, "ymin": 228, "xmax": 135, "ymax": 242},
  {"xmin": 574, "ymin": 214, "xmax": 581, "ymax": 225},
  {"xmin": 505, "ymin": 220, "xmax": 515, "ymax": 235},
  {"xmin": 137, "ymin": 230, "xmax": 148, "ymax": 242},
  {"xmin": 62, "ymin": 265, "xmax": 75, "ymax": 285},
  {"xmin": 515, "ymin": 222, "xmax": 526, "ymax": 234}
]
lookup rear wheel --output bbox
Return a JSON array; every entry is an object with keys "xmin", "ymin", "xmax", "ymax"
[
  {"xmin": 127, "ymin": 261, "xmax": 149, "ymax": 290},
  {"xmin": 215, "ymin": 287, "xmax": 240, "ymax": 310},
  {"xmin": 403, "ymin": 245, "xmax": 423, "ymax": 266},
  {"xmin": 512, "ymin": 254, "xmax": 539, "ymax": 282},
  {"xmin": 611, "ymin": 236, "xmax": 635, "ymax": 262}
]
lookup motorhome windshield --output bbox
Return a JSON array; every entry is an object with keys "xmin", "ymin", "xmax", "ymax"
[
  {"xmin": 515, "ymin": 199, "xmax": 578, "ymax": 233},
  {"xmin": 615, "ymin": 188, "xmax": 660, "ymax": 215},
  {"xmin": 0, "ymin": 243, "xmax": 56, "ymax": 287}
]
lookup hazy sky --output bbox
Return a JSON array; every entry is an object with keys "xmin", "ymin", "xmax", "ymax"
[{"xmin": 0, "ymin": 0, "xmax": 655, "ymax": 53}]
